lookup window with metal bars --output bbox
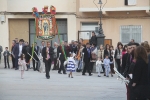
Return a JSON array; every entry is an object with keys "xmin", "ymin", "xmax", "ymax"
[{"xmin": 120, "ymin": 25, "xmax": 142, "ymax": 44}]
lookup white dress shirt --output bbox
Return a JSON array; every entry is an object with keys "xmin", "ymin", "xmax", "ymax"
[{"xmin": 18, "ymin": 45, "xmax": 23, "ymax": 56}]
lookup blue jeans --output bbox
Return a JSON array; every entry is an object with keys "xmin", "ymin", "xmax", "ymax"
[
  {"xmin": 78, "ymin": 59, "xmax": 83, "ymax": 70},
  {"xmin": 76, "ymin": 59, "xmax": 83, "ymax": 70}
]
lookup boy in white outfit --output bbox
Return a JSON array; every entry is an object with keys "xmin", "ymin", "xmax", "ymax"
[
  {"xmin": 103, "ymin": 55, "xmax": 113, "ymax": 77},
  {"xmin": 96, "ymin": 57, "xmax": 102, "ymax": 77}
]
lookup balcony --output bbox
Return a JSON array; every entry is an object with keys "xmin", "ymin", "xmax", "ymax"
[{"xmin": 79, "ymin": 0, "xmax": 150, "ymax": 12}]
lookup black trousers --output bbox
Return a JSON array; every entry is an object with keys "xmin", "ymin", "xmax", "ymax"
[
  {"xmin": 15, "ymin": 56, "xmax": 19, "ymax": 69},
  {"xmin": 45, "ymin": 59, "xmax": 51, "ymax": 78},
  {"xmin": 4, "ymin": 56, "xmax": 10, "ymax": 68},
  {"xmin": 53, "ymin": 58, "xmax": 59, "ymax": 70},
  {"xmin": 58, "ymin": 59, "xmax": 66, "ymax": 73},
  {"xmin": 82, "ymin": 60, "xmax": 91, "ymax": 75},
  {"xmin": 0, "ymin": 53, "xmax": 1, "ymax": 63},
  {"xmin": 89, "ymin": 62, "xmax": 94, "ymax": 72},
  {"xmin": 11, "ymin": 55, "xmax": 15, "ymax": 68},
  {"xmin": 32, "ymin": 59, "xmax": 38, "ymax": 71},
  {"xmin": 116, "ymin": 59, "xmax": 121, "ymax": 73}
]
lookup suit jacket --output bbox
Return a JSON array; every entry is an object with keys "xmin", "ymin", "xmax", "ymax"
[
  {"xmin": 3, "ymin": 50, "xmax": 10, "ymax": 57},
  {"xmin": 90, "ymin": 35, "xmax": 97, "ymax": 46},
  {"xmin": 57, "ymin": 46, "xmax": 67, "ymax": 61},
  {"xmin": 104, "ymin": 49, "xmax": 111, "ymax": 58},
  {"xmin": 42, "ymin": 46, "xmax": 54, "ymax": 62},
  {"xmin": 13, "ymin": 43, "xmax": 23, "ymax": 57},
  {"xmin": 22, "ymin": 45, "xmax": 32, "ymax": 62},
  {"xmin": 0, "ymin": 46, "xmax": 3, "ymax": 53},
  {"xmin": 148, "ymin": 54, "xmax": 150, "ymax": 85},
  {"xmin": 70, "ymin": 45, "xmax": 77, "ymax": 54},
  {"xmin": 82, "ymin": 47, "xmax": 91, "ymax": 62},
  {"xmin": 122, "ymin": 53, "xmax": 129, "ymax": 73},
  {"xmin": 40, "ymin": 45, "xmax": 45, "ymax": 53},
  {"xmin": 30, "ymin": 46, "xmax": 40, "ymax": 61}
]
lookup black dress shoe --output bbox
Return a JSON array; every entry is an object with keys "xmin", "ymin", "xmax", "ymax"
[
  {"xmin": 46, "ymin": 77, "xmax": 50, "ymax": 79},
  {"xmin": 89, "ymin": 74, "xmax": 93, "ymax": 76},
  {"xmin": 63, "ymin": 73, "xmax": 67, "ymax": 74},
  {"xmin": 82, "ymin": 73, "xmax": 86, "ymax": 75},
  {"xmin": 58, "ymin": 72, "xmax": 62, "ymax": 74}
]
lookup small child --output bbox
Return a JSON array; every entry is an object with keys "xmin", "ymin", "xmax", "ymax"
[
  {"xmin": 66, "ymin": 53, "xmax": 76, "ymax": 78},
  {"xmin": 3, "ymin": 47, "xmax": 10, "ymax": 69},
  {"xmin": 103, "ymin": 55, "xmax": 113, "ymax": 77},
  {"xmin": 18, "ymin": 54, "xmax": 27, "ymax": 79},
  {"xmin": 96, "ymin": 57, "xmax": 102, "ymax": 77}
]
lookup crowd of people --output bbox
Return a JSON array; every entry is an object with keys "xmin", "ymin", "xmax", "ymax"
[{"xmin": 0, "ymin": 31, "xmax": 150, "ymax": 99}]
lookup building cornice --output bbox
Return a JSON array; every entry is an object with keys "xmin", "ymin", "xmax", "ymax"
[{"xmin": 79, "ymin": 6, "xmax": 150, "ymax": 12}]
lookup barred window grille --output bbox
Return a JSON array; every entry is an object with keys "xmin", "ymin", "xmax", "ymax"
[{"xmin": 120, "ymin": 25, "xmax": 142, "ymax": 44}]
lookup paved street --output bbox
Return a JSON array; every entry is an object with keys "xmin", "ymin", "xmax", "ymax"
[{"xmin": 0, "ymin": 62, "xmax": 126, "ymax": 100}]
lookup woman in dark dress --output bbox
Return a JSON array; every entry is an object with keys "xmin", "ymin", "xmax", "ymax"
[{"xmin": 129, "ymin": 46, "xmax": 150, "ymax": 99}]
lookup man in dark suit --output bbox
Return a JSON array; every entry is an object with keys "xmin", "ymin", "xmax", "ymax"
[
  {"xmin": 22, "ymin": 41, "xmax": 31, "ymax": 71},
  {"xmin": 57, "ymin": 41, "xmax": 67, "ymax": 74},
  {"xmin": 90, "ymin": 31, "xmax": 97, "ymax": 46},
  {"xmin": 82, "ymin": 43, "xmax": 92, "ymax": 76},
  {"xmin": 42, "ymin": 42, "xmax": 54, "ymax": 79},
  {"xmin": 13, "ymin": 39, "xmax": 24, "ymax": 70},
  {"xmin": 31, "ymin": 42, "xmax": 40, "ymax": 71}
]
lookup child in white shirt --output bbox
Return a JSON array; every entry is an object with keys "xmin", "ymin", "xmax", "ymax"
[{"xmin": 96, "ymin": 57, "xmax": 102, "ymax": 77}]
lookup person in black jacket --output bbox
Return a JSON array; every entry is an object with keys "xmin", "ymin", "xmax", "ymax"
[
  {"xmin": 31, "ymin": 42, "xmax": 40, "ymax": 71},
  {"xmin": 57, "ymin": 41, "xmax": 67, "ymax": 74},
  {"xmin": 90, "ymin": 31, "xmax": 97, "ymax": 46},
  {"xmin": 22, "ymin": 42, "xmax": 31, "ymax": 71},
  {"xmin": 82, "ymin": 43, "xmax": 92, "ymax": 76},
  {"xmin": 122, "ymin": 43, "xmax": 133, "ymax": 100},
  {"xmin": 114, "ymin": 43, "xmax": 123, "ymax": 73},
  {"xmin": 70, "ymin": 40, "xmax": 77, "ymax": 54},
  {"xmin": 42, "ymin": 42, "xmax": 54, "ymax": 79},
  {"xmin": 129, "ymin": 46, "xmax": 150, "ymax": 99}
]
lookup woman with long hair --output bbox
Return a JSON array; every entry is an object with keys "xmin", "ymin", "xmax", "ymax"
[
  {"xmin": 75, "ymin": 43, "xmax": 84, "ymax": 72},
  {"xmin": 141, "ymin": 42, "xmax": 150, "ymax": 87},
  {"xmin": 114, "ymin": 43, "xmax": 123, "ymax": 73},
  {"xmin": 129, "ymin": 46, "xmax": 149, "ymax": 99},
  {"xmin": 122, "ymin": 45, "xmax": 127, "ymax": 57}
]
